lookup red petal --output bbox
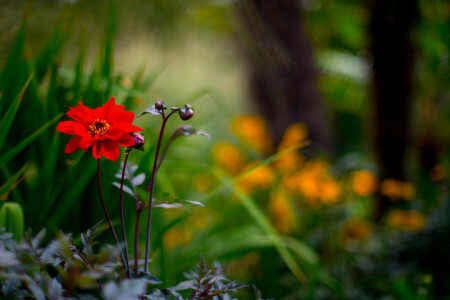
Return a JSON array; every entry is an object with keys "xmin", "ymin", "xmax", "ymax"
[
  {"xmin": 116, "ymin": 133, "xmax": 135, "ymax": 147},
  {"xmin": 104, "ymin": 125, "xmax": 123, "ymax": 139},
  {"xmin": 114, "ymin": 123, "xmax": 145, "ymax": 133},
  {"xmin": 80, "ymin": 134, "xmax": 95, "ymax": 150},
  {"xmin": 102, "ymin": 97, "xmax": 116, "ymax": 118},
  {"xmin": 110, "ymin": 110, "xmax": 134, "ymax": 124},
  {"xmin": 102, "ymin": 140, "xmax": 120, "ymax": 161},
  {"xmin": 109, "ymin": 103, "xmax": 126, "ymax": 115},
  {"xmin": 92, "ymin": 140, "xmax": 104, "ymax": 159},
  {"xmin": 64, "ymin": 136, "xmax": 82, "ymax": 153},
  {"xmin": 67, "ymin": 104, "xmax": 94, "ymax": 122},
  {"xmin": 93, "ymin": 106, "xmax": 103, "ymax": 118},
  {"xmin": 57, "ymin": 121, "xmax": 86, "ymax": 135}
]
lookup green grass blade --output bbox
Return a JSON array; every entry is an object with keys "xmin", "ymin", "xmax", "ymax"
[
  {"xmin": 0, "ymin": 19, "xmax": 27, "ymax": 114},
  {"xmin": 0, "ymin": 113, "xmax": 62, "ymax": 167},
  {"xmin": 282, "ymin": 236, "xmax": 320, "ymax": 266},
  {"xmin": 215, "ymin": 168, "xmax": 308, "ymax": 284},
  {"xmin": 35, "ymin": 18, "xmax": 73, "ymax": 80},
  {"xmin": 0, "ymin": 74, "xmax": 33, "ymax": 153},
  {"xmin": 72, "ymin": 34, "xmax": 86, "ymax": 103},
  {"xmin": 237, "ymin": 141, "xmax": 309, "ymax": 178},
  {"xmin": 0, "ymin": 163, "xmax": 29, "ymax": 199},
  {"xmin": 47, "ymin": 161, "xmax": 97, "ymax": 230},
  {"xmin": 34, "ymin": 135, "xmax": 60, "ymax": 226}
]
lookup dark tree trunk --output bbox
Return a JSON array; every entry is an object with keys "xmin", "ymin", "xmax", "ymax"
[
  {"xmin": 369, "ymin": 0, "xmax": 418, "ymax": 221},
  {"xmin": 235, "ymin": 0, "xmax": 332, "ymax": 152}
]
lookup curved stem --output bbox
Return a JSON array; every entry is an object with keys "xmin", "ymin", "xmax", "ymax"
[
  {"xmin": 96, "ymin": 159, "xmax": 127, "ymax": 272},
  {"xmin": 143, "ymin": 109, "xmax": 178, "ymax": 273},
  {"xmin": 120, "ymin": 153, "xmax": 131, "ymax": 279}
]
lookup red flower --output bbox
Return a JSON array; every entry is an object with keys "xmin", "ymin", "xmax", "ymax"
[{"xmin": 57, "ymin": 97, "xmax": 144, "ymax": 161}]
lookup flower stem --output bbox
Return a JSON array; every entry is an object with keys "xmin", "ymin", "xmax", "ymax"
[
  {"xmin": 134, "ymin": 202, "xmax": 142, "ymax": 276},
  {"xmin": 96, "ymin": 159, "xmax": 127, "ymax": 273},
  {"xmin": 120, "ymin": 153, "xmax": 131, "ymax": 279},
  {"xmin": 155, "ymin": 130, "xmax": 177, "ymax": 172},
  {"xmin": 143, "ymin": 109, "xmax": 178, "ymax": 273}
]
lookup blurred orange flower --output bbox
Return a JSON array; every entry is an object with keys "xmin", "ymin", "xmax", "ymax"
[
  {"xmin": 283, "ymin": 159, "xmax": 341, "ymax": 206},
  {"xmin": 430, "ymin": 165, "xmax": 445, "ymax": 182},
  {"xmin": 275, "ymin": 152, "xmax": 305, "ymax": 174},
  {"xmin": 227, "ymin": 251, "xmax": 261, "ymax": 278},
  {"xmin": 386, "ymin": 209, "xmax": 426, "ymax": 232},
  {"xmin": 380, "ymin": 179, "xmax": 415, "ymax": 201},
  {"xmin": 268, "ymin": 192, "xmax": 297, "ymax": 234},
  {"xmin": 277, "ymin": 122, "xmax": 308, "ymax": 151},
  {"xmin": 231, "ymin": 115, "xmax": 273, "ymax": 155},
  {"xmin": 342, "ymin": 218, "xmax": 374, "ymax": 244},
  {"xmin": 352, "ymin": 170, "xmax": 378, "ymax": 197},
  {"xmin": 187, "ymin": 208, "xmax": 213, "ymax": 229},
  {"xmin": 212, "ymin": 141, "xmax": 247, "ymax": 175},
  {"xmin": 163, "ymin": 227, "xmax": 192, "ymax": 250},
  {"xmin": 236, "ymin": 162, "xmax": 275, "ymax": 192},
  {"xmin": 320, "ymin": 179, "xmax": 341, "ymax": 204},
  {"xmin": 194, "ymin": 173, "xmax": 215, "ymax": 192}
]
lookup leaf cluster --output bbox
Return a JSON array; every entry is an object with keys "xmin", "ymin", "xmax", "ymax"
[
  {"xmin": 152, "ymin": 256, "xmax": 247, "ymax": 300},
  {"xmin": 0, "ymin": 225, "xmax": 246, "ymax": 300}
]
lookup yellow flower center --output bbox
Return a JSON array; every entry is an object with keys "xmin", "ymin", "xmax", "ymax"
[{"xmin": 88, "ymin": 118, "xmax": 110, "ymax": 135}]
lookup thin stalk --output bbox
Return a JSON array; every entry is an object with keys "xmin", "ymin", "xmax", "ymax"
[
  {"xmin": 97, "ymin": 280, "xmax": 104, "ymax": 298},
  {"xmin": 119, "ymin": 156, "xmax": 142, "ymax": 277},
  {"xmin": 143, "ymin": 109, "xmax": 178, "ymax": 273},
  {"xmin": 134, "ymin": 203, "xmax": 142, "ymax": 276},
  {"xmin": 155, "ymin": 130, "xmax": 177, "ymax": 172},
  {"xmin": 71, "ymin": 241, "xmax": 104, "ymax": 296},
  {"xmin": 120, "ymin": 153, "xmax": 131, "ymax": 279},
  {"xmin": 96, "ymin": 159, "xmax": 127, "ymax": 272}
]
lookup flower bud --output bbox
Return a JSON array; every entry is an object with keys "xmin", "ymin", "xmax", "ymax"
[
  {"xmin": 155, "ymin": 101, "xmax": 167, "ymax": 111},
  {"xmin": 127, "ymin": 133, "xmax": 145, "ymax": 153},
  {"xmin": 132, "ymin": 133, "xmax": 145, "ymax": 149},
  {"xmin": 179, "ymin": 104, "xmax": 194, "ymax": 121},
  {"xmin": 0, "ymin": 202, "xmax": 24, "ymax": 241}
]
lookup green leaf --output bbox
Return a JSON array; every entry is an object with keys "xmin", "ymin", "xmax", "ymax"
[
  {"xmin": 135, "ymin": 105, "xmax": 163, "ymax": 119},
  {"xmin": 0, "ymin": 74, "xmax": 33, "ymax": 153},
  {"xmin": 0, "ymin": 113, "xmax": 62, "ymax": 167},
  {"xmin": 282, "ymin": 236, "xmax": 319, "ymax": 266},
  {"xmin": 173, "ymin": 125, "xmax": 211, "ymax": 141},
  {"xmin": 215, "ymin": 168, "xmax": 307, "ymax": 284},
  {"xmin": 0, "ymin": 163, "xmax": 29, "ymax": 200},
  {"xmin": 136, "ymin": 188, "xmax": 150, "ymax": 205},
  {"xmin": 184, "ymin": 200, "xmax": 205, "ymax": 207},
  {"xmin": 138, "ymin": 271, "xmax": 163, "ymax": 284},
  {"xmin": 0, "ymin": 19, "xmax": 27, "ymax": 109}
]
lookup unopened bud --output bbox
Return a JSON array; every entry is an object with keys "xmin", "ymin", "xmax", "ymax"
[
  {"xmin": 155, "ymin": 101, "xmax": 167, "ymax": 111},
  {"xmin": 0, "ymin": 202, "xmax": 24, "ymax": 241},
  {"xmin": 179, "ymin": 104, "xmax": 194, "ymax": 121},
  {"xmin": 127, "ymin": 133, "xmax": 145, "ymax": 153},
  {"xmin": 133, "ymin": 133, "xmax": 145, "ymax": 149}
]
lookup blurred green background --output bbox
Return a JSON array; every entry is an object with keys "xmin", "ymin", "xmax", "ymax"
[{"xmin": 0, "ymin": 0, "xmax": 449, "ymax": 299}]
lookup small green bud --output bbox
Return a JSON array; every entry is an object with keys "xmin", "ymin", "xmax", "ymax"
[{"xmin": 0, "ymin": 202, "xmax": 24, "ymax": 241}]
